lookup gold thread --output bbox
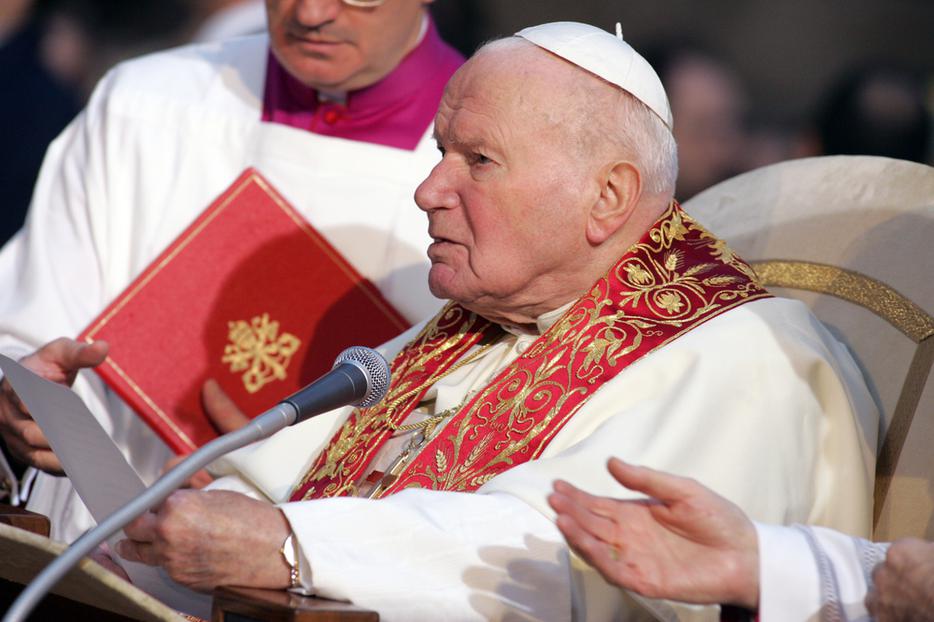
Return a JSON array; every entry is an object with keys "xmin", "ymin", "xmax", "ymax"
[
  {"xmin": 103, "ymin": 357, "xmax": 197, "ymax": 451},
  {"xmin": 382, "ymin": 343, "xmax": 495, "ymax": 432},
  {"xmin": 751, "ymin": 260, "xmax": 934, "ymax": 343},
  {"xmin": 288, "ymin": 305, "xmax": 494, "ymax": 499},
  {"xmin": 529, "ymin": 287, "xmax": 769, "ymax": 461},
  {"xmin": 221, "ymin": 313, "xmax": 301, "ymax": 393}
]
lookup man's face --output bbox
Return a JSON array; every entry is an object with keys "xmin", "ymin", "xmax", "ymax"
[
  {"xmin": 415, "ymin": 46, "xmax": 597, "ymax": 321},
  {"xmin": 266, "ymin": 0, "xmax": 428, "ymax": 92}
]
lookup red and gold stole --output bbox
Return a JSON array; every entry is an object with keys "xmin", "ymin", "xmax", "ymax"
[{"xmin": 290, "ymin": 203, "xmax": 770, "ymax": 501}]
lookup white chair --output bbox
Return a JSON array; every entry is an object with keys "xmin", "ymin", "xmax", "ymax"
[{"xmin": 684, "ymin": 155, "xmax": 934, "ymax": 540}]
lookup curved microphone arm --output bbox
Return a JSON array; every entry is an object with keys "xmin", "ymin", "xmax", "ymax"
[
  {"xmin": 2, "ymin": 403, "xmax": 297, "ymax": 622},
  {"xmin": 4, "ymin": 345, "xmax": 389, "ymax": 622}
]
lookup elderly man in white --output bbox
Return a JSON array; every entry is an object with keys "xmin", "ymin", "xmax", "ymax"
[{"xmin": 109, "ymin": 22, "xmax": 876, "ymax": 621}]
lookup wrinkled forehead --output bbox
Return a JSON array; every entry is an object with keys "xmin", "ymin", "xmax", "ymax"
[{"xmin": 436, "ymin": 41, "xmax": 584, "ymax": 127}]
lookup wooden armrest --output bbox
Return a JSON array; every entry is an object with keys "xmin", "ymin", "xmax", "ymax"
[
  {"xmin": 212, "ymin": 586, "xmax": 378, "ymax": 622},
  {"xmin": 0, "ymin": 502, "xmax": 50, "ymax": 537}
]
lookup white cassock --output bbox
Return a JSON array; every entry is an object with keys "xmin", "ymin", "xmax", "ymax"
[
  {"xmin": 213, "ymin": 296, "xmax": 878, "ymax": 621},
  {"xmin": 0, "ymin": 35, "xmax": 446, "ymax": 542},
  {"xmin": 757, "ymin": 523, "xmax": 887, "ymax": 621}
]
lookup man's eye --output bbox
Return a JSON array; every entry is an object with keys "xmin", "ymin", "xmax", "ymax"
[{"xmin": 471, "ymin": 153, "xmax": 492, "ymax": 166}]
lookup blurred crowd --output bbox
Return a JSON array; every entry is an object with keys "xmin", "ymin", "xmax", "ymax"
[{"xmin": 2, "ymin": 0, "xmax": 932, "ymax": 246}]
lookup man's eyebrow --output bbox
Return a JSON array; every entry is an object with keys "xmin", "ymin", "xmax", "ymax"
[{"xmin": 433, "ymin": 122, "xmax": 497, "ymax": 153}]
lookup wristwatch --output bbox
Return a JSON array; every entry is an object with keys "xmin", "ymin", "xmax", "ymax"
[{"xmin": 279, "ymin": 533, "xmax": 301, "ymax": 589}]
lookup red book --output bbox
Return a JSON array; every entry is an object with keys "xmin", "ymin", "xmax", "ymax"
[{"xmin": 79, "ymin": 169, "xmax": 410, "ymax": 454}]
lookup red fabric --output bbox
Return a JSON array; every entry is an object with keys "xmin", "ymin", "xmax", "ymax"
[
  {"xmin": 261, "ymin": 19, "xmax": 463, "ymax": 150},
  {"xmin": 80, "ymin": 169, "xmax": 409, "ymax": 453}
]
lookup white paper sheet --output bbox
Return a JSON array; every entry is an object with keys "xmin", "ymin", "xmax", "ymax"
[{"xmin": 0, "ymin": 354, "xmax": 212, "ymax": 618}]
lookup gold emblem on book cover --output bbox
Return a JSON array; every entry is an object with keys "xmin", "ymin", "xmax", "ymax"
[{"xmin": 222, "ymin": 313, "xmax": 301, "ymax": 393}]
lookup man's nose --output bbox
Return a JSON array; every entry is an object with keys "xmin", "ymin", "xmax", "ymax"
[
  {"xmin": 293, "ymin": 0, "xmax": 343, "ymax": 29},
  {"xmin": 415, "ymin": 160, "xmax": 458, "ymax": 213}
]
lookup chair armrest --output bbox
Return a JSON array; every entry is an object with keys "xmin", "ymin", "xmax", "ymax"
[
  {"xmin": 212, "ymin": 585, "xmax": 378, "ymax": 622},
  {"xmin": 0, "ymin": 503, "xmax": 50, "ymax": 537}
]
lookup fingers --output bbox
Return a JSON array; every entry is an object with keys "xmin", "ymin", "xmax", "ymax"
[
  {"xmin": 118, "ymin": 509, "xmax": 165, "ymax": 566},
  {"xmin": 66, "ymin": 339, "xmax": 109, "ymax": 370},
  {"xmin": 549, "ymin": 482, "xmax": 619, "ymax": 543},
  {"xmin": 90, "ymin": 543, "xmax": 131, "ymax": 580},
  {"xmin": 162, "ymin": 454, "xmax": 213, "ymax": 489},
  {"xmin": 22, "ymin": 338, "xmax": 108, "ymax": 385},
  {"xmin": 606, "ymin": 457, "xmax": 697, "ymax": 504},
  {"xmin": 1, "ymin": 377, "xmax": 28, "ymax": 414},
  {"xmin": 554, "ymin": 512, "xmax": 618, "ymax": 570},
  {"xmin": 4, "ymin": 435, "xmax": 63, "ymax": 474},
  {"xmin": 187, "ymin": 469, "xmax": 214, "ymax": 489},
  {"xmin": 0, "ymin": 399, "xmax": 63, "ymax": 473},
  {"xmin": 202, "ymin": 379, "xmax": 250, "ymax": 434},
  {"xmin": 123, "ymin": 510, "xmax": 159, "ymax": 544},
  {"xmin": 115, "ymin": 539, "xmax": 160, "ymax": 566}
]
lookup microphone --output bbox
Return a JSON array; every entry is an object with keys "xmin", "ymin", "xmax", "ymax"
[
  {"xmin": 3, "ymin": 347, "xmax": 390, "ymax": 622},
  {"xmin": 283, "ymin": 345, "xmax": 391, "ymax": 424}
]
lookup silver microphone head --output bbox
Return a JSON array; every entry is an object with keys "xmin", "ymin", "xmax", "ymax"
[{"xmin": 333, "ymin": 346, "xmax": 391, "ymax": 407}]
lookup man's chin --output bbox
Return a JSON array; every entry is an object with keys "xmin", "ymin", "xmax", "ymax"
[
  {"xmin": 275, "ymin": 52, "xmax": 359, "ymax": 91},
  {"xmin": 427, "ymin": 267, "xmax": 463, "ymax": 303}
]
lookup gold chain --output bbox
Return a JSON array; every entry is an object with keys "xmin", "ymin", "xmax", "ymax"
[{"xmin": 383, "ymin": 342, "xmax": 496, "ymax": 433}]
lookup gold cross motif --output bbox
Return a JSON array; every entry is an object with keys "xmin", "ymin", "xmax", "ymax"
[{"xmin": 221, "ymin": 313, "xmax": 301, "ymax": 394}]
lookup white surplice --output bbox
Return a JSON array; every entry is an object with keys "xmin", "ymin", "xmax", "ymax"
[
  {"xmin": 757, "ymin": 523, "xmax": 887, "ymax": 622},
  {"xmin": 0, "ymin": 35, "xmax": 444, "ymax": 542},
  {"xmin": 215, "ymin": 296, "xmax": 878, "ymax": 621}
]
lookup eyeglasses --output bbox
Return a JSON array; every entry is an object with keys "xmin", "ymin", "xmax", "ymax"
[{"xmin": 342, "ymin": 0, "xmax": 387, "ymax": 7}]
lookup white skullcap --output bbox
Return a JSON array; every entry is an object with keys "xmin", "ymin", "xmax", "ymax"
[{"xmin": 515, "ymin": 22, "xmax": 673, "ymax": 129}]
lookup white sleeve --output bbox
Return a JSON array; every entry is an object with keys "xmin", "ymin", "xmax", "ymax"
[
  {"xmin": 757, "ymin": 522, "xmax": 886, "ymax": 622},
  {"xmin": 0, "ymin": 80, "xmax": 111, "ymax": 521},
  {"xmin": 278, "ymin": 489, "xmax": 571, "ymax": 622},
  {"xmin": 0, "ymin": 100, "xmax": 108, "ymax": 359}
]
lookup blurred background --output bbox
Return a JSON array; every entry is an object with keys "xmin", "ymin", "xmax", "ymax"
[{"xmin": 2, "ymin": 0, "xmax": 933, "ymax": 243}]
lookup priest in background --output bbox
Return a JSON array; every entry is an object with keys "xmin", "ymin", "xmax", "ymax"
[
  {"xmin": 113, "ymin": 23, "xmax": 878, "ymax": 621},
  {"xmin": 0, "ymin": 0, "xmax": 463, "ymax": 542}
]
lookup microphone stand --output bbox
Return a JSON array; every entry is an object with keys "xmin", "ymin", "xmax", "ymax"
[{"xmin": 3, "ymin": 403, "xmax": 297, "ymax": 622}]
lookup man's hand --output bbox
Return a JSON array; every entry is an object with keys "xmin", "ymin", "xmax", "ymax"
[
  {"xmin": 866, "ymin": 538, "xmax": 934, "ymax": 621},
  {"xmin": 202, "ymin": 378, "xmax": 250, "ymax": 434},
  {"xmin": 115, "ymin": 489, "xmax": 291, "ymax": 592},
  {"xmin": 548, "ymin": 457, "xmax": 759, "ymax": 609},
  {"xmin": 159, "ymin": 379, "xmax": 250, "ymax": 489},
  {"xmin": 0, "ymin": 338, "xmax": 108, "ymax": 474},
  {"xmin": 89, "ymin": 543, "xmax": 130, "ymax": 582}
]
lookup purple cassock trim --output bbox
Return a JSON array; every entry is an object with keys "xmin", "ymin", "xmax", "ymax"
[{"xmin": 261, "ymin": 19, "xmax": 463, "ymax": 151}]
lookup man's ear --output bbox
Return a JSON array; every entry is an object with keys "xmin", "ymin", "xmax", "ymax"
[{"xmin": 586, "ymin": 160, "xmax": 642, "ymax": 245}]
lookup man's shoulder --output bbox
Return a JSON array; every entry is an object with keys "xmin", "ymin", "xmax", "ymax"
[
  {"xmin": 660, "ymin": 296, "xmax": 841, "ymax": 366},
  {"xmin": 91, "ymin": 35, "xmax": 268, "ymax": 116}
]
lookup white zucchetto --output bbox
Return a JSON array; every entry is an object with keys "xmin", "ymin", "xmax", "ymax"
[{"xmin": 516, "ymin": 22, "xmax": 673, "ymax": 129}]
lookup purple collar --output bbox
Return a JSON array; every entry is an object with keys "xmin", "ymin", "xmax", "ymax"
[{"xmin": 261, "ymin": 18, "xmax": 463, "ymax": 151}]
